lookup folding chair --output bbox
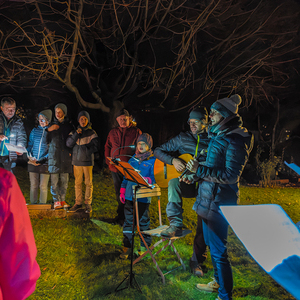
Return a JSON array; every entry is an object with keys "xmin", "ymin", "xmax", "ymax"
[{"xmin": 132, "ymin": 184, "xmax": 192, "ymax": 284}]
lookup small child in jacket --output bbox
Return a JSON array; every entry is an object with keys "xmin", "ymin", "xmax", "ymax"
[
  {"xmin": 120, "ymin": 133, "xmax": 156, "ymax": 259},
  {"xmin": 27, "ymin": 109, "xmax": 52, "ymax": 204},
  {"xmin": 66, "ymin": 111, "xmax": 99, "ymax": 213}
]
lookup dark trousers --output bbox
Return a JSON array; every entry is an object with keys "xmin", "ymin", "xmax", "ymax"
[
  {"xmin": 111, "ymin": 171, "xmax": 125, "ymax": 220},
  {"xmin": 0, "ymin": 156, "xmax": 14, "ymax": 173},
  {"xmin": 167, "ymin": 178, "xmax": 207, "ymax": 265},
  {"xmin": 123, "ymin": 200, "xmax": 151, "ymax": 248}
]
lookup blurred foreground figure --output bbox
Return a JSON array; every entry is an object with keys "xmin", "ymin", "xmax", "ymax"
[{"xmin": 0, "ymin": 167, "xmax": 40, "ymax": 300}]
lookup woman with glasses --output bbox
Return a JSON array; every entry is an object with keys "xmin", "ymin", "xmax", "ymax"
[{"xmin": 27, "ymin": 109, "xmax": 52, "ymax": 204}]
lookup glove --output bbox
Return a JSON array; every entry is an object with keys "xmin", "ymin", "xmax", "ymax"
[
  {"xmin": 144, "ymin": 177, "xmax": 152, "ymax": 184},
  {"xmin": 120, "ymin": 187, "xmax": 126, "ymax": 204}
]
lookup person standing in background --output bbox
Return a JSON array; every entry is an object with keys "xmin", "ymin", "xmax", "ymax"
[
  {"xmin": 0, "ymin": 97, "xmax": 27, "ymax": 173},
  {"xmin": 47, "ymin": 103, "xmax": 74, "ymax": 209},
  {"xmin": 67, "ymin": 111, "xmax": 100, "ymax": 214},
  {"xmin": 27, "ymin": 109, "xmax": 52, "ymax": 204},
  {"xmin": 104, "ymin": 108, "xmax": 142, "ymax": 226}
]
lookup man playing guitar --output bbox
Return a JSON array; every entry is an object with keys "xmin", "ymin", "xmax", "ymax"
[{"xmin": 154, "ymin": 106, "xmax": 209, "ymax": 276}]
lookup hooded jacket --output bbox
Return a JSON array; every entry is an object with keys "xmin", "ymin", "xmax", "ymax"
[
  {"xmin": 193, "ymin": 115, "xmax": 253, "ymax": 221},
  {"xmin": 66, "ymin": 124, "xmax": 99, "ymax": 166}
]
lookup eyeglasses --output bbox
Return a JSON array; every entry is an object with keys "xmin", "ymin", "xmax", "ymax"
[
  {"xmin": 209, "ymin": 110, "xmax": 220, "ymax": 116},
  {"xmin": 39, "ymin": 119, "xmax": 46, "ymax": 122},
  {"xmin": 187, "ymin": 120, "xmax": 202, "ymax": 126}
]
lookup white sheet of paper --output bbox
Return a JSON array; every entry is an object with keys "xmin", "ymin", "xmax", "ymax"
[
  {"xmin": 5, "ymin": 143, "xmax": 27, "ymax": 153},
  {"xmin": 220, "ymin": 204, "xmax": 300, "ymax": 300}
]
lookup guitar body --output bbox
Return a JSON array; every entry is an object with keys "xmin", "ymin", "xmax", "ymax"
[{"xmin": 154, "ymin": 153, "xmax": 193, "ymax": 188}]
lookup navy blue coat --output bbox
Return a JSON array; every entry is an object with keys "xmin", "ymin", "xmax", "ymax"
[{"xmin": 193, "ymin": 116, "xmax": 253, "ymax": 221}]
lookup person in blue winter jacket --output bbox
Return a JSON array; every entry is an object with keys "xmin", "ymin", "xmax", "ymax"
[
  {"xmin": 119, "ymin": 133, "xmax": 156, "ymax": 259},
  {"xmin": 27, "ymin": 109, "xmax": 52, "ymax": 204}
]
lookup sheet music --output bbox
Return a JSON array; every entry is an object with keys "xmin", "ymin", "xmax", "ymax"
[{"xmin": 5, "ymin": 143, "xmax": 27, "ymax": 153}]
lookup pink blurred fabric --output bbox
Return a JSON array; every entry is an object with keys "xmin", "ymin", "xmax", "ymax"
[
  {"xmin": 0, "ymin": 168, "xmax": 40, "ymax": 300},
  {"xmin": 119, "ymin": 187, "xmax": 126, "ymax": 204}
]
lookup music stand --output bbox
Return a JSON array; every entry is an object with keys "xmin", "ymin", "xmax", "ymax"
[{"xmin": 107, "ymin": 157, "xmax": 152, "ymax": 294}]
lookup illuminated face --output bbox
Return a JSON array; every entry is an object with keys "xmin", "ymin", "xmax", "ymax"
[
  {"xmin": 38, "ymin": 115, "xmax": 49, "ymax": 127},
  {"xmin": 79, "ymin": 116, "xmax": 89, "ymax": 128},
  {"xmin": 116, "ymin": 115, "xmax": 130, "ymax": 128},
  {"xmin": 55, "ymin": 108, "xmax": 65, "ymax": 121},
  {"xmin": 188, "ymin": 118, "xmax": 206, "ymax": 135},
  {"xmin": 137, "ymin": 141, "xmax": 149, "ymax": 154},
  {"xmin": 210, "ymin": 109, "xmax": 223, "ymax": 126},
  {"xmin": 1, "ymin": 103, "xmax": 16, "ymax": 120}
]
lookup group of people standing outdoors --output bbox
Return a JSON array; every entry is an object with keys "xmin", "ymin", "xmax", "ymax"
[
  {"xmin": 0, "ymin": 97, "xmax": 100, "ymax": 214},
  {"xmin": 105, "ymin": 95, "xmax": 253, "ymax": 300},
  {"xmin": 0, "ymin": 93, "xmax": 253, "ymax": 300}
]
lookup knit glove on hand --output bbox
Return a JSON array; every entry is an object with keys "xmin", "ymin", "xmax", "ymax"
[
  {"xmin": 120, "ymin": 187, "xmax": 126, "ymax": 204},
  {"xmin": 144, "ymin": 177, "xmax": 152, "ymax": 184}
]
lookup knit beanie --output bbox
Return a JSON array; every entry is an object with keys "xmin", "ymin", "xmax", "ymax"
[
  {"xmin": 210, "ymin": 94, "xmax": 242, "ymax": 118},
  {"xmin": 77, "ymin": 110, "xmax": 90, "ymax": 123},
  {"xmin": 137, "ymin": 133, "xmax": 153, "ymax": 149},
  {"xmin": 38, "ymin": 109, "xmax": 52, "ymax": 123},
  {"xmin": 55, "ymin": 103, "xmax": 67, "ymax": 116},
  {"xmin": 188, "ymin": 106, "xmax": 208, "ymax": 124},
  {"xmin": 116, "ymin": 108, "xmax": 130, "ymax": 118}
]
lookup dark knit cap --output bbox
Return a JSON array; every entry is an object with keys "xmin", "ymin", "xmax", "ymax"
[
  {"xmin": 188, "ymin": 106, "xmax": 208, "ymax": 124},
  {"xmin": 38, "ymin": 109, "xmax": 52, "ymax": 123},
  {"xmin": 137, "ymin": 133, "xmax": 153, "ymax": 149},
  {"xmin": 55, "ymin": 103, "xmax": 67, "ymax": 116},
  {"xmin": 77, "ymin": 110, "xmax": 90, "ymax": 123},
  {"xmin": 210, "ymin": 94, "xmax": 242, "ymax": 118},
  {"xmin": 116, "ymin": 108, "xmax": 130, "ymax": 118}
]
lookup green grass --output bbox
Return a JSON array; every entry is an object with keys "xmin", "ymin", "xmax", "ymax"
[{"xmin": 15, "ymin": 167, "xmax": 299, "ymax": 300}]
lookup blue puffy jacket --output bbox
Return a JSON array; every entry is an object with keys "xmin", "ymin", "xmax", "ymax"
[
  {"xmin": 121, "ymin": 154, "xmax": 156, "ymax": 203},
  {"xmin": 193, "ymin": 115, "xmax": 253, "ymax": 221}
]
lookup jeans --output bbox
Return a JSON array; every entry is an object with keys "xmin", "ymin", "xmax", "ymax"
[
  {"xmin": 29, "ymin": 172, "xmax": 50, "ymax": 204},
  {"xmin": 203, "ymin": 212, "xmax": 233, "ymax": 300},
  {"xmin": 74, "ymin": 165, "xmax": 93, "ymax": 205},
  {"xmin": 111, "ymin": 171, "xmax": 125, "ymax": 220},
  {"xmin": 50, "ymin": 173, "xmax": 69, "ymax": 202},
  {"xmin": 0, "ymin": 156, "xmax": 15, "ymax": 173}
]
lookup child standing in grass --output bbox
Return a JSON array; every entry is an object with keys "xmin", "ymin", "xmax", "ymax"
[
  {"xmin": 66, "ymin": 111, "xmax": 100, "ymax": 213},
  {"xmin": 120, "ymin": 133, "xmax": 156, "ymax": 259}
]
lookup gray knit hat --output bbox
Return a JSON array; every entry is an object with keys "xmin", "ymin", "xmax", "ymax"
[
  {"xmin": 116, "ymin": 108, "xmax": 130, "ymax": 118},
  {"xmin": 77, "ymin": 110, "xmax": 90, "ymax": 123},
  {"xmin": 55, "ymin": 103, "xmax": 67, "ymax": 116},
  {"xmin": 38, "ymin": 109, "xmax": 52, "ymax": 123},
  {"xmin": 188, "ymin": 106, "xmax": 208, "ymax": 124},
  {"xmin": 137, "ymin": 133, "xmax": 153, "ymax": 149},
  {"xmin": 210, "ymin": 94, "xmax": 242, "ymax": 118}
]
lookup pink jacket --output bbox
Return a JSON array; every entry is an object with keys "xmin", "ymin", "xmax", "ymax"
[{"xmin": 0, "ymin": 168, "xmax": 40, "ymax": 300}]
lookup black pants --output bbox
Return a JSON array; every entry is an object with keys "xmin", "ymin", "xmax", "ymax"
[
  {"xmin": 111, "ymin": 171, "xmax": 125, "ymax": 220},
  {"xmin": 0, "ymin": 156, "xmax": 14, "ymax": 173},
  {"xmin": 123, "ymin": 200, "xmax": 151, "ymax": 248}
]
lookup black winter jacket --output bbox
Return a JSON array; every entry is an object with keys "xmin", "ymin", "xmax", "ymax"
[
  {"xmin": 47, "ymin": 118, "xmax": 74, "ymax": 174},
  {"xmin": 66, "ymin": 125, "xmax": 99, "ymax": 166},
  {"xmin": 154, "ymin": 131, "xmax": 209, "ymax": 164},
  {"xmin": 193, "ymin": 115, "xmax": 253, "ymax": 221}
]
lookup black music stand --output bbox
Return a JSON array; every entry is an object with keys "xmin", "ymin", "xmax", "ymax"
[{"xmin": 106, "ymin": 157, "xmax": 152, "ymax": 294}]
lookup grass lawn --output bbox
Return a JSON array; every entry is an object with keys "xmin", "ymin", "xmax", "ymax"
[{"xmin": 15, "ymin": 167, "xmax": 300, "ymax": 300}]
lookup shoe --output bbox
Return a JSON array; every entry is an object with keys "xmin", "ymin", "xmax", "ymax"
[
  {"xmin": 161, "ymin": 225, "xmax": 182, "ymax": 237},
  {"xmin": 85, "ymin": 204, "xmax": 92, "ymax": 213},
  {"xmin": 69, "ymin": 204, "xmax": 83, "ymax": 212},
  {"xmin": 190, "ymin": 259, "xmax": 204, "ymax": 277},
  {"xmin": 120, "ymin": 247, "xmax": 131, "ymax": 259},
  {"xmin": 196, "ymin": 278, "xmax": 219, "ymax": 293},
  {"xmin": 61, "ymin": 201, "xmax": 69, "ymax": 208},
  {"xmin": 54, "ymin": 201, "xmax": 62, "ymax": 209}
]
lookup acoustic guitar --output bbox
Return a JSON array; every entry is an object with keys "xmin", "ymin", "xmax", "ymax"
[{"xmin": 154, "ymin": 153, "xmax": 193, "ymax": 188}]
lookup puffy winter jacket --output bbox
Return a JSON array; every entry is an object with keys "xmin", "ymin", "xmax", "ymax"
[
  {"xmin": 154, "ymin": 131, "xmax": 209, "ymax": 164},
  {"xmin": 105, "ymin": 124, "xmax": 142, "ymax": 172},
  {"xmin": 0, "ymin": 168, "xmax": 40, "ymax": 300},
  {"xmin": 27, "ymin": 125, "xmax": 49, "ymax": 173},
  {"xmin": 47, "ymin": 118, "xmax": 74, "ymax": 174},
  {"xmin": 193, "ymin": 115, "xmax": 253, "ymax": 221},
  {"xmin": 66, "ymin": 125, "xmax": 99, "ymax": 166},
  {"xmin": 121, "ymin": 154, "xmax": 156, "ymax": 203},
  {"xmin": 0, "ymin": 112, "xmax": 27, "ymax": 161}
]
